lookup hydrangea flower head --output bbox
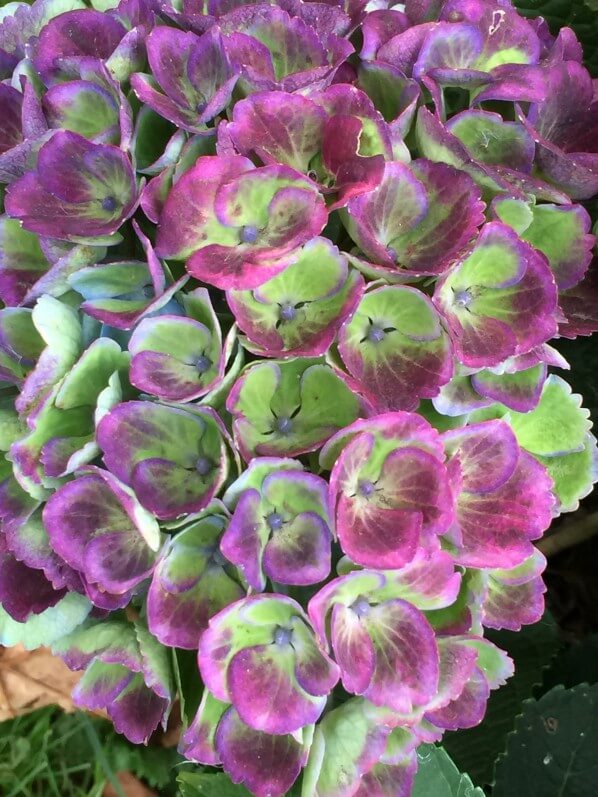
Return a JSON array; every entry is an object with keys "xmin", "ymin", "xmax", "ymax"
[{"xmin": 0, "ymin": 0, "xmax": 596, "ymax": 792}]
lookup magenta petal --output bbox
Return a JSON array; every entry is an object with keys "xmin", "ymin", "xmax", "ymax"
[
  {"xmin": 453, "ymin": 450, "xmax": 555, "ymax": 568},
  {"xmin": 227, "ymin": 646, "xmax": 325, "ymax": 734},
  {"xmin": 363, "ymin": 598, "xmax": 439, "ymax": 712},
  {"xmin": 262, "ymin": 512, "xmax": 331, "ymax": 586},
  {"xmin": 482, "ymin": 552, "xmax": 547, "ymax": 631},
  {"xmin": 331, "ymin": 603, "xmax": 376, "ymax": 694},
  {"xmin": 215, "ymin": 708, "xmax": 306, "ymax": 797},
  {"xmin": 227, "ymin": 91, "xmax": 326, "ymax": 171},
  {"xmin": 33, "ymin": 9, "xmax": 126, "ymax": 80},
  {"xmin": 220, "ymin": 489, "xmax": 267, "ymax": 590},
  {"xmin": 442, "ymin": 420, "xmax": 519, "ymax": 494},
  {"xmin": 426, "ymin": 666, "xmax": 489, "ymax": 730},
  {"xmin": 109, "ymin": 678, "xmax": 169, "ymax": 744},
  {"xmin": 0, "ymin": 536, "xmax": 64, "ymax": 621},
  {"xmin": 337, "ymin": 492, "xmax": 422, "ymax": 569}
]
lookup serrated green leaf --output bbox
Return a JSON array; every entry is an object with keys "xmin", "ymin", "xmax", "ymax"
[
  {"xmin": 412, "ymin": 745, "xmax": 485, "ymax": 796},
  {"xmin": 177, "ymin": 771, "xmax": 253, "ymax": 796},
  {"xmin": 443, "ymin": 614, "xmax": 561, "ymax": 785},
  {"xmin": 494, "ymin": 684, "xmax": 598, "ymax": 796},
  {"xmin": 507, "ymin": 376, "xmax": 591, "ymax": 457},
  {"xmin": 541, "ymin": 634, "xmax": 598, "ymax": 694}
]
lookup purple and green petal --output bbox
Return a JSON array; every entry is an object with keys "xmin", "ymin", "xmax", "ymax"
[
  {"xmin": 5, "ymin": 132, "xmax": 137, "ymax": 241},
  {"xmin": 97, "ymin": 401, "xmax": 229, "ymax": 519},
  {"xmin": 198, "ymin": 594, "xmax": 338, "ymax": 733},
  {"xmin": 226, "ymin": 359, "xmax": 367, "ymax": 461},
  {"xmin": 492, "ymin": 197, "xmax": 594, "ymax": 290},
  {"xmin": 132, "ymin": 27, "xmax": 237, "ymax": 133},
  {"xmin": 155, "ymin": 156, "xmax": 327, "ymax": 289},
  {"xmin": 482, "ymin": 550, "xmax": 547, "ymax": 631},
  {"xmin": 449, "ymin": 450, "xmax": 555, "ymax": 568},
  {"xmin": 338, "ymin": 285, "xmax": 453, "ymax": 411},
  {"xmin": 33, "ymin": 9, "xmax": 126, "ymax": 79},
  {"xmin": 0, "ymin": 217, "xmax": 51, "ymax": 306},
  {"xmin": 446, "ymin": 110, "xmax": 534, "ymax": 172},
  {"xmin": 524, "ymin": 62, "xmax": 598, "ymax": 200},
  {"xmin": 227, "ymin": 237, "xmax": 364, "ymax": 358},
  {"xmin": 344, "ymin": 158, "xmax": 484, "ymax": 278},
  {"xmin": 148, "ymin": 514, "xmax": 244, "ymax": 649},
  {"xmin": 302, "ymin": 698, "xmax": 394, "ymax": 797},
  {"xmin": 43, "ymin": 468, "xmax": 160, "ymax": 594},
  {"xmin": 434, "ymin": 222, "xmax": 558, "ymax": 368},
  {"xmin": 216, "ymin": 707, "xmax": 310, "ymax": 797},
  {"xmin": 129, "ymin": 310, "xmax": 223, "ymax": 401},
  {"xmin": 330, "ymin": 427, "xmax": 452, "ymax": 568},
  {"xmin": 225, "ymin": 90, "xmax": 326, "ymax": 171}
]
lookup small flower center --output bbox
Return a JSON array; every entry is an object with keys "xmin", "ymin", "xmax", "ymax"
[
  {"xmin": 453, "ymin": 288, "xmax": 473, "ymax": 309},
  {"xmin": 266, "ymin": 511, "xmax": 284, "ymax": 531},
  {"xmin": 279, "ymin": 303, "xmax": 297, "ymax": 323},
  {"xmin": 273, "ymin": 626, "xmax": 293, "ymax": 647},
  {"xmin": 101, "ymin": 196, "xmax": 118, "ymax": 212},
  {"xmin": 386, "ymin": 245, "xmax": 398, "ymax": 261},
  {"xmin": 275, "ymin": 416, "xmax": 293, "ymax": 435},
  {"xmin": 351, "ymin": 597, "xmax": 371, "ymax": 618},
  {"xmin": 196, "ymin": 354, "xmax": 212, "ymax": 374},
  {"xmin": 358, "ymin": 479, "xmax": 375, "ymax": 498},
  {"xmin": 367, "ymin": 325, "xmax": 386, "ymax": 343},
  {"xmin": 241, "ymin": 225, "xmax": 259, "ymax": 244},
  {"xmin": 195, "ymin": 456, "xmax": 214, "ymax": 477}
]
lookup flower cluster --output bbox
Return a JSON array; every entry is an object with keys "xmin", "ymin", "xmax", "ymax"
[{"xmin": 0, "ymin": 0, "xmax": 597, "ymax": 794}]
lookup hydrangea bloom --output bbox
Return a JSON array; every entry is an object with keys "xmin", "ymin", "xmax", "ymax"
[{"xmin": 0, "ymin": 0, "xmax": 596, "ymax": 794}]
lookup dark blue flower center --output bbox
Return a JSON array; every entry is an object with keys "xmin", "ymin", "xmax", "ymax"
[
  {"xmin": 351, "ymin": 597, "xmax": 371, "ymax": 618},
  {"xmin": 367, "ymin": 325, "xmax": 386, "ymax": 343},
  {"xmin": 241, "ymin": 225, "xmax": 259, "ymax": 244},
  {"xmin": 275, "ymin": 416, "xmax": 293, "ymax": 435},
  {"xmin": 196, "ymin": 354, "xmax": 212, "ymax": 374},
  {"xmin": 195, "ymin": 456, "xmax": 213, "ymax": 477},
  {"xmin": 453, "ymin": 288, "xmax": 473, "ymax": 309},
  {"xmin": 358, "ymin": 479, "xmax": 375, "ymax": 498},
  {"xmin": 101, "ymin": 196, "xmax": 118, "ymax": 212},
  {"xmin": 266, "ymin": 511, "xmax": 284, "ymax": 531},
  {"xmin": 273, "ymin": 626, "xmax": 293, "ymax": 647},
  {"xmin": 279, "ymin": 303, "xmax": 297, "ymax": 322}
]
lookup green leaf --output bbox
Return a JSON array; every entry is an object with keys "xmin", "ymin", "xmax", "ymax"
[
  {"xmin": 0, "ymin": 592, "xmax": 92, "ymax": 649},
  {"xmin": 554, "ymin": 336, "xmax": 598, "ymax": 435},
  {"xmin": 541, "ymin": 634, "xmax": 598, "ymax": 693},
  {"xmin": 411, "ymin": 745, "xmax": 485, "ymax": 796},
  {"xmin": 177, "ymin": 771, "xmax": 253, "ymax": 796},
  {"xmin": 506, "ymin": 376, "xmax": 592, "ymax": 457},
  {"xmin": 443, "ymin": 614, "xmax": 561, "ymax": 785},
  {"xmin": 494, "ymin": 684, "xmax": 598, "ymax": 796}
]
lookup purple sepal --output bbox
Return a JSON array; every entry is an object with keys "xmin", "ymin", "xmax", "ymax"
[
  {"xmin": 442, "ymin": 421, "xmax": 555, "ymax": 568},
  {"xmin": 198, "ymin": 594, "xmax": 339, "ymax": 734},
  {"xmin": 5, "ymin": 131, "xmax": 137, "ymax": 242},
  {"xmin": 43, "ymin": 467, "xmax": 160, "ymax": 595}
]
